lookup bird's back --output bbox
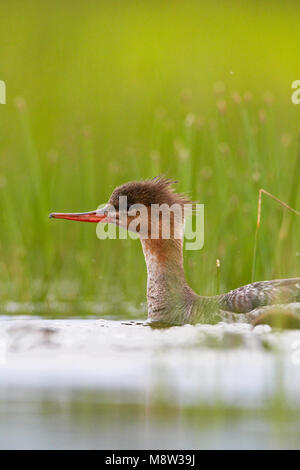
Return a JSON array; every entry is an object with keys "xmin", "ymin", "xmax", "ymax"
[{"xmin": 217, "ymin": 278, "xmax": 300, "ymax": 313}]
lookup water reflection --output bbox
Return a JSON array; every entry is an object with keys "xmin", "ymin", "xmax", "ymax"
[{"xmin": 0, "ymin": 316, "xmax": 300, "ymax": 449}]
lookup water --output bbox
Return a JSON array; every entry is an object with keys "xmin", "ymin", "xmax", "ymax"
[
  {"xmin": 1, "ymin": 316, "xmax": 300, "ymax": 449},
  {"xmin": 2, "ymin": 398, "xmax": 300, "ymax": 450}
]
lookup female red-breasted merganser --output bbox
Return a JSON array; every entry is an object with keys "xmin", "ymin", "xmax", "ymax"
[{"xmin": 50, "ymin": 178, "xmax": 300, "ymax": 327}]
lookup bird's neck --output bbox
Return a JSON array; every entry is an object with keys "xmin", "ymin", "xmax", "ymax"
[{"xmin": 141, "ymin": 236, "xmax": 199, "ymax": 324}]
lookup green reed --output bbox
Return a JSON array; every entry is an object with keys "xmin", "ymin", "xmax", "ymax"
[{"xmin": 0, "ymin": 0, "xmax": 299, "ymax": 313}]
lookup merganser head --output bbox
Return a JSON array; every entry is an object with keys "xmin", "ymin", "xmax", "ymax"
[
  {"xmin": 50, "ymin": 178, "xmax": 198, "ymax": 324},
  {"xmin": 49, "ymin": 177, "xmax": 192, "ymax": 239}
]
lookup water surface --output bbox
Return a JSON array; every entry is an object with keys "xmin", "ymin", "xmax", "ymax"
[{"xmin": 1, "ymin": 316, "xmax": 300, "ymax": 449}]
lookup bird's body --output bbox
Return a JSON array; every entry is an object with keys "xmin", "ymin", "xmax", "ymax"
[
  {"xmin": 50, "ymin": 177, "xmax": 300, "ymax": 328},
  {"xmin": 141, "ymin": 234, "xmax": 300, "ymax": 326}
]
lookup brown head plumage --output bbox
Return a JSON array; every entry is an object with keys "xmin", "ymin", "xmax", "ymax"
[{"xmin": 108, "ymin": 177, "xmax": 192, "ymax": 209}]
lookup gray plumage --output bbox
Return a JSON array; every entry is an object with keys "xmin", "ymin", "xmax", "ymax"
[{"xmin": 218, "ymin": 278, "xmax": 300, "ymax": 313}]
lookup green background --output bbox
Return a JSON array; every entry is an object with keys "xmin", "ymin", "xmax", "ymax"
[{"xmin": 0, "ymin": 0, "xmax": 299, "ymax": 316}]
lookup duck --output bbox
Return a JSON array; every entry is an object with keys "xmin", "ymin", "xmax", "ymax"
[{"xmin": 50, "ymin": 177, "xmax": 300, "ymax": 327}]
